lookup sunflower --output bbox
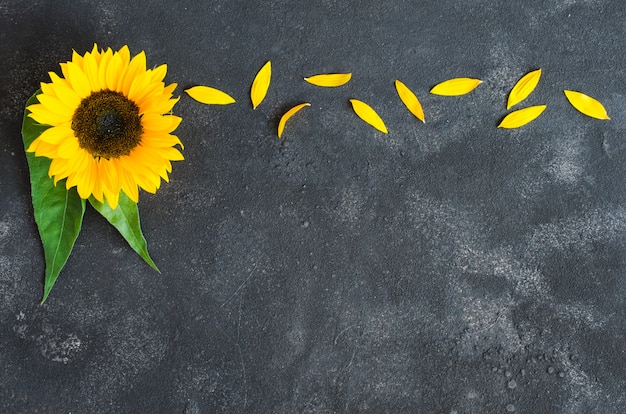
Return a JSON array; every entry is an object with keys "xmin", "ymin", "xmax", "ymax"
[{"xmin": 27, "ymin": 44, "xmax": 183, "ymax": 209}]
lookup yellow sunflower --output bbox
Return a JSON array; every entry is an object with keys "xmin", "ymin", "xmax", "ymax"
[{"xmin": 27, "ymin": 44, "xmax": 183, "ymax": 209}]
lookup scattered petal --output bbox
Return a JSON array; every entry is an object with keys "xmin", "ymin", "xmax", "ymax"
[
  {"xmin": 430, "ymin": 78, "xmax": 482, "ymax": 96},
  {"xmin": 304, "ymin": 73, "xmax": 352, "ymax": 87},
  {"xmin": 251, "ymin": 61, "xmax": 271, "ymax": 109},
  {"xmin": 185, "ymin": 85, "xmax": 236, "ymax": 105},
  {"xmin": 350, "ymin": 99, "xmax": 388, "ymax": 134},
  {"xmin": 564, "ymin": 90, "xmax": 610, "ymax": 120},
  {"xmin": 395, "ymin": 80, "xmax": 425, "ymax": 123},
  {"xmin": 498, "ymin": 105, "xmax": 547, "ymax": 129},
  {"xmin": 507, "ymin": 69, "xmax": 542, "ymax": 109},
  {"xmin": 278, "ymin": 103, "xmax": 311, "ymax": 138}
]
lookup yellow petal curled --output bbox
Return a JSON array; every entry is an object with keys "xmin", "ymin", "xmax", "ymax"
[
  {"xmin": 185, "ymin": 85, "xmax": 236, "ymax": 105},
  {"xmin": 395, "ymin": 80, "xmax": 425, "ymax": 123},
  {"xmin": 278, "ymin": 103, "xmax": 310, "ymax": 138},
  {"xmin": 251, "ymin": 61, "xmax": 271, "ymax": 109},
  {"xmin": 564, "ymin": 90, "xmax": 610, "ymax": 120},
  {"xmin": 350, "ymin": 99, "xmax": 388, "ymax": 134},
  {"xmin": 430, "ymin": 78, "xmax": 482, "ymax": 96},
  {"xmin": 304, "ymin": 73, "xmax": 352, "ymax": 87},
  {"xmin": 507, "ymin": 69, "xmax": 542, "ymax": 109},
  {"xmin": 498, "ymin": 105, "xmax": 547, "ymax": 129}
]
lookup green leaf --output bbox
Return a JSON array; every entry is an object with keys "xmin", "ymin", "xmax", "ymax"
[
  {"xmin": 22, "ymin": 90, "xmax": 86, "ymax": 303},
  {"xmin": 89, "ymin": 193, "xmax": 160, "ymax": 273}
]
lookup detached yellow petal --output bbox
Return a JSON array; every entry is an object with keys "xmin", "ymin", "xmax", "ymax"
[
  {"xmin": 507, "ymin": 69, "xmax": 542, "ymax": 109},
  {"xmin": 350, "ymin": 99, "xmax": 388, "ymax": 134},
  {"xmin": 498, "ymin": 105, "xmax": 547, "ymax": 129},
  {"xmin": 278, "ymin": 103, "xmax": 310, "ymax": 138},
  {"xmin": 185, "ymin": 86, "xmax": 236, "ymax": 105},
  {"xmin": 564, "ymin": 90, "xmax": 610, "ymax": 120},
  {"xmin": 251, "ymin": 61, "xmax": 271, "ymax": 109},
  {"xmin": 430, "ymin": 78, "xmax": 482, "ymax": 96},
  {"xmin": 304, "ymin": 73, "xmax": 352, "ymax": 87},
  {"xmin": 395, "ymin": 80, "xmax": 425, "ymax": 123}
]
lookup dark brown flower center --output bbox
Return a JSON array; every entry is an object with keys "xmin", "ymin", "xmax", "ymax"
[{"xmin": 72, "ymin": 90, "xmax": 142, "ymax": 159}]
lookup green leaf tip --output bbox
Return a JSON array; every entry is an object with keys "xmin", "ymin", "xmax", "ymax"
[{"xmin": 89, "ymin": 194, "xmax": 160, "ymax": 273}]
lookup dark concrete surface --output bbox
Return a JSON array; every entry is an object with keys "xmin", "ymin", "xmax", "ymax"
[{"xmin": 1, "ymin": 1, "xmax": 625, "ymax": 413}]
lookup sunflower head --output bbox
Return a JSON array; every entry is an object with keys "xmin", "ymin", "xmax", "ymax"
[{"xmin": 27, "ymin": 44, "xmax": 183, "ymax": 209}]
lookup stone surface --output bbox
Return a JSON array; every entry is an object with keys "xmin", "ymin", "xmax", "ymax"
[{"xmin": 1, "ymin": 1, "xmax": 625, "ymax": 413}]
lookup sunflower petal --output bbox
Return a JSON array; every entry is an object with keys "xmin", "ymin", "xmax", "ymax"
[
  {"xmin": 304, "ymin": 73, "xmax": 352, "ymax": 87},
  {"xmin": 430, "ymin": 78, "xmax": 482, "ymax": 96},
  {"xmin": 163, "ymin": 83, "xmax": 177, "ymax": 96},
  {"xmin": 29, "ymin": 140, "xmax": 59, "ymax": 158},
  {"xmin": 498, "ymin": 105, "xmax": 547, "ymax": 129},
  {"xmin": 507, "ymin": 69, "xmax": 542, "ymax": 109},
  {"xmin": 40, "ymin": 82, "xmax": 55, "ymax": 97},
  {"xmin": 150, "ymin": 64, "xmax": 168, "ymax": 83},
  {"xmin": 122, "ymin": 51, "xmax": 147, "ymax": 95},
  {"xmin": 82, "ymin": 51, "xmax": 102, "ymax": 92},
  {"xmin": 136, "ymin": 92, "xmax": 163, "ymax": 114},
  {"xmin": 97, "ymin": 48, "xmax": 113, "ymax": 91},
  {"xmin": 48, "ymin": 158, "xmax": 71, "ymax": 183},
  {"xmin": 156, "ymin": 146, "xmax": 185, "ymax": 161},
  {"xmin": 395, "ymin": 80, "xmax": 425, "ymax": 123},
  {"xmin": 60, "ymin": 63, "xmax": 70, "ymax": 82},
  {"xmin": 103, "ymin": 188, "xmax": 120, "ymax": 210},
  {"xmin": 142, "ymin": 96, "xmax": 180, "ymax": 115},
  {"xmin": 76, "ymin": 159, "xmax": 97, "ymax": 200},
  {"xmin": 49, "ymin": 83, "xmax": 82, "ymax": 109},
  {"xmin": 127, "ymin": 70, "xmax": 153, "ymax": 103},
  {"xmin": 27, "ymin": 104, "xmax": 68, "ymax": 126},
  {"xmin": 35, "ymin": 94, "xmax": 74, "ymax": 118},
  {"xmin": 136, "ymin": 172, "xmax": 159, "ymax": 193},
  {"xmin": 71, "ymin": 49, "xmax": 84, "ymax": 69},
  {"xmin": 140, "ymin": 113, "xmax": 173, "ymax": 132},
  {"xmin": 90, "ymin": 44, "xmax": 101, "ymax": 63},
  {"xmin": 118, "ymin": 45, "xmax": 131, "ymax": 68},
  {"xmin": 57, "ymin": 136, "xmax": 80, "ymax": 158},
  {"xmin": 68, "ymin": 147, "xmax": 91, "ymax": 173},
  {"xmin": 36, "ymin": 125, "xmax": 74, "ymax": 145},
  {"xmin": 251, "ymin": 61, "xmax": 271, "ymax": 109},
  {"xmin": 48, "ymin": 71, "xmax": 70, "ymax": 89},
  {"xmin": 564, "ymin": 90, "xmax": 610, "ymax": 120},
  {"xmin": 65, "ymin": 61, "xmax": 91, "ymax": 98},
  {"xmin": 98, "ymin": 159, "xmax": 119, "ymax": 197},
  {"xmin": 185, "ymin": 86, "xmax": 236, "ymax": 105},
  {"xmin": 90, "ymin": 161, "xmax": 104, "ymax": 203},
  {"xmin": 350, "ymin": 99, "xmax": 388, "ymax": 134},
  {"xmin": 118, "ymin": 168, "xmax": 139, "ymax": 203},
  {"xmin": 142, "ymin": 132, "xmax": 184, "ymax": 149},
  {"xmin": 278, "ymin": 103, "xmax": 310, "ymax": 138},
  {"xmin": 106, "ymin": 52, "xmax": 124, "ymax": 92}
]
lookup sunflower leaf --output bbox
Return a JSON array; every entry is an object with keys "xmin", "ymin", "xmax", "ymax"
[
  {"xmin": 89, "ymin": 193, "xmax": 160, "ymax": 273},
  {"xmin": 22, "ymin": 90, "xmax": 86, "ymax": 303},
  {"xmin": 250, "ymin": 61, "xmax": 271, "ymax": 109}
]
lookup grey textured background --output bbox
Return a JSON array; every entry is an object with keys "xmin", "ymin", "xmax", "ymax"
[{"xmin": 1, "ymin": 1, "xmax": 625, "ymax": 413}]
